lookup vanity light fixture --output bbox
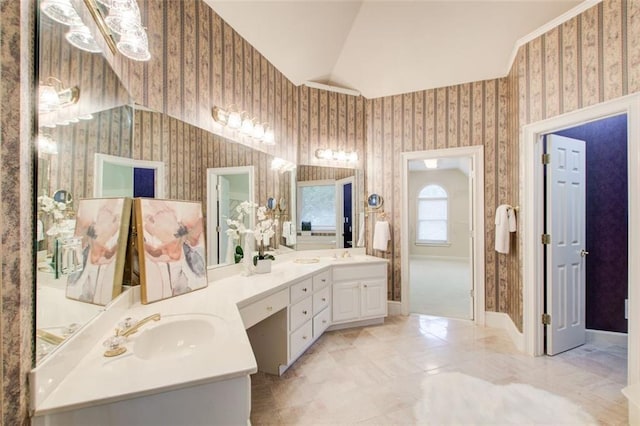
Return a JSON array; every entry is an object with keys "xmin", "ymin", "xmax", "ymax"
[
  {"xmin": 40, "ymin": 0, "xmax": 83, "ymax": 26},
  {"xmin": 38, "ymin": 77, "xmax": 80, "ymax": 114},
  {"xmin": 423, "ymin": 159, "xmax": 438, "ymax": 169},
  {"xmin": 212, "ymin": 105, "xmax": 277, "ymax": 145},
  {"xmin": 271, "ymin": 158, "xmax": 295, "ymax": 173},
  {"xmin": 66, "ymin": 24, "xmax": 102, "ymax": 53},
  {"xmin": 315, "ymin": 148, "xmax": 358, "ymax": 163},
  {"xmin": 38, "ymin": 134, "xmax": 59, "ymax": 155}
]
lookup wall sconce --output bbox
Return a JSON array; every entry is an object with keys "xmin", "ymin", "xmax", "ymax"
[
  {"xmin": 40, "ymin": 0, "xmax": 102, "ymax": 53},
  {"xmin": 271, "ymin": 158, "xmax": 295, "ymax": 173},
  {"xmin": 212, "ymin": 106, "xmax": 276, "ymax": 145},
  {"xmin": 38, "ymin": 77, "xmax": 80, "ymax": 114},
  {"xmin": 315, "ymin": 148, "xmax": 358, "ymax": 163}
]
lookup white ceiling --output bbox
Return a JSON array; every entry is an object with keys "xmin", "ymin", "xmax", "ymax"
[
  {"xmin": 205, "ymin": 0, "xmax": 585, "ymax": 99},
  {"xmin": 409, "ymin": 157, "xmax": 470, "ymax": 174}
]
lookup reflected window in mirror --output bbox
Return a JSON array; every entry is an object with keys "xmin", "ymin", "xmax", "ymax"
[{"xmin": 297, "ymin": 180, "xmax": 336, "ymax": 232}]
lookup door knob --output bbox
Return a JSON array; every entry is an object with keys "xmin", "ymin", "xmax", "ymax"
[{"xmin": 580, "ymin": 249, "xmax": 589, "ymax": 257}]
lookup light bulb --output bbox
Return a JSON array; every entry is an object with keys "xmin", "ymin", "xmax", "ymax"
[
  {"xmin": 66, "ymin": 25, "xmax": 102, "ymax": 53},
  {"xmin": 40, "ymin": 0, "xmax": 82, "ymax": 26},
  {"xmin": 227, "ymin": 110, "xmax": 242, "ymax": 129},
  {"xmin": 263, "ymin": 128, "xmax": 275, "ymax": 144},
  {"xmin": 117, "ymin": 28, "xmax": 151, "ymax": 61},
  {"xmin": 39, "ymin": 85, "xmax": 60, "ymax": 113},
  {"xmin": 252, "ymin": 123, "xmax": 265, "ymax": 139},
  {"xmin": 240, "ymin": 116, "xmax": 254, "ymax": 135}
]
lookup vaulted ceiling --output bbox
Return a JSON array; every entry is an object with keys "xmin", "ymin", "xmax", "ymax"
[{"xmin": 206, "ymin": 0, "xmax": 584, "ymax": 98}]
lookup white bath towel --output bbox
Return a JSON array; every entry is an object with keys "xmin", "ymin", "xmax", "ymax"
[
  {"xmin": 281, "ymin": 221, "xmax": 296, "ymax": 245},
  {"xmin": 356, "ymin": 213, "xmax": 365, "ymax": 247},
  {"xmin": 225, "ymin": 234, "xmax": 236, "ymax": 264},
  {"xmin": 495, "ymin": 204, "xmax": 517, "ymax": 254},
  {"xmin": 373, "ymin": 220, "xmax": 390, "ymax": 252}
]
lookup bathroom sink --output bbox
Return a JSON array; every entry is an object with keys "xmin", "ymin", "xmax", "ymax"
[{"xmin": 133, "ymin": 314, "xmax": 224, "ymax": 361}]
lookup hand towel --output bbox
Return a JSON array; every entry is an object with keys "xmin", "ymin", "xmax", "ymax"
[
  {"xmin": 356, "ymin": 213, "xmax": 365, "ymax": 247},
  {"xmin": 225, "ymin": 234, "xmax": 236, "ymax": 264},
  {"xmin": 373, "ymin": 220, "xmax": 390, "ymax": 251},
  {"xmin": 494, "ymin": 204, "xmax": 517, "ymax": 254}
]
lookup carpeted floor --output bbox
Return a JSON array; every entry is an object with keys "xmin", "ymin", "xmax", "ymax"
[{"xmin": 409, "ymin": 256, "xmax": 472, "ymax": 319}]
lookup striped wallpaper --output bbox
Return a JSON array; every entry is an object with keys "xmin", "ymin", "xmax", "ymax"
[
  {"xmin": 297, "ymin": 86, "xmax": 366, "ymax": 169},
  {"xmin": 365, "ymin": 80, "xmax": 512, "ymax": 311},
  {"xmin": 38, "ymin": 15, "xmax": 130, "ymax": 127},
  {"xmin": 97, "ymin": 0, "xmax": 300, "ymax": 164}
]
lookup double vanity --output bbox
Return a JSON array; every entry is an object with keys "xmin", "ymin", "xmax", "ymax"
[{"xmin": 30, "ymin": 248, "xmax": 388, "ymax": 425}]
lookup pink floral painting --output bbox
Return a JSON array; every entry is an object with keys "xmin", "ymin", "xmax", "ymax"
[
  {"xmin": 66, "ymin": 198, "xmax": 132, "ymax": 305},
  {"xmin": 135, "ymin": 199, "xmax": 207, "ymax": 303}
]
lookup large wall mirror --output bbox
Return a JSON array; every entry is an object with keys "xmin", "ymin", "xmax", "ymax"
[{"xmin": 34, "ymin": 1, "xmax": 363, "ymax": 365}]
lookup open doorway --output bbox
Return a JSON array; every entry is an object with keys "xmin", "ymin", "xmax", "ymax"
[
  {"xmin": 401, "ymin": 146, "xmax": 485, "ymax": 324},
  {"xmin": 542, "ymin": 115, "xmax": 628, "ymax": 356},
  {"xmin": 522, "ymin": 94, "xmax": 640, "ymax": 395}
]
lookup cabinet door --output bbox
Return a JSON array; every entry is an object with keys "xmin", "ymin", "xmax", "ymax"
[
  {"xmin": 332, "ymin": 281, "xmax": 360, "ymax": 322},
  {"xmin": 360, "ymin": 279, "xmax": 387, "ymax": 318}
]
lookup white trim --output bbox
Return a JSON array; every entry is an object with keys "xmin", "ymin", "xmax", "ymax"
[
  {"xmin": 387, "ymin": 300, "xmax": 402, "ymax": 316},
  {"xmin": 400, "ymin": 146, "xmax": 485, "ymax": 326},
  {"xmin": 505, "ymin": 0, "xmax": 602, "ymax": 75},
  {"xmin": 206, "ymin": 166, "xmax": 255, "ymax": 267},
  {"xmin": 586, "ymin": 329, "xmax": 628, "ymax": 347},
  {"xmin": 303, "ymin": 81, "xmax": 361, "ymax": 97},
  {"xmin": 485, "ymin": 311, "xmax": 525, "ymax": 352},
  {"xmin": 521, "ymin": 93, "xmax": 640, "ymax": 390},
  {"xmin": 93, "ymin": 153, "xmax": 165, "ymax": 198}
]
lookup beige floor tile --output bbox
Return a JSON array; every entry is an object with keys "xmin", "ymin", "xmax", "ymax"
[{"xmin": 250, "ymin": 314, "xmax": 628, "ymax": 425}]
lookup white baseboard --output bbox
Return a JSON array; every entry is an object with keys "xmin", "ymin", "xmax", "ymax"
[
  {"xmin": 484, "ymin": 311, "xmax": 525, "ymax": 352},
  {"xmin": 586, "ymin": 329, "xmax": 628, "ymax": 347},
  {"xmin": 387, "ymin": 301, "xmax": 402, "ymax": 316}
]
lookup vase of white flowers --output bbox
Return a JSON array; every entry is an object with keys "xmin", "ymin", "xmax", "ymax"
[{"xmin": 226, "ymin": 202, "xmax": 277, "ymax": 274}]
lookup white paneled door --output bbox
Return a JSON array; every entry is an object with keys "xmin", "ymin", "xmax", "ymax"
[{"xmin": 545, "ymin": 134, "xmax": 587, "ymax": 355}]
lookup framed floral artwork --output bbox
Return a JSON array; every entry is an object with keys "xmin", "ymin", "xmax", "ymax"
[
  {"xmin": 134, "ymin": 198, "xmax": 207, "ymax": 304},
  {"xmin": 66, "ymin": 198, "xmax": 132, "ymax": 305}
]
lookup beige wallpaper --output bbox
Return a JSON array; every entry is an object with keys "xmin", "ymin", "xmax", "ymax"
[
  {"xmin": 297, "ymin": 86, "xmax": 366, "ymax": 168},
  {"xmin": 365, "ymin": 79, "xmax": 513, "ymax": 310},
  {"xmin": 134, "ymin": 110, "xmax": 291, "ymax": 216},
  {"xmin": 96, "ymin": 0, "xmax": 300, "ymax": 164},
  {"xmin": 297, "ymin": 165, "xmax": 356, "ymax": 182}
]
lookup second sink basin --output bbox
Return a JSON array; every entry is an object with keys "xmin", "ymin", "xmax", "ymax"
[{"xmin": 133, "ymin": 314, "xmax": 224, "ymax": 361}]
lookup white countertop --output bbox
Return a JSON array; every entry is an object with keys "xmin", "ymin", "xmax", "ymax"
[{"xmin": 31, "ymin": 250, "xmax": 387, "ymax": 416}]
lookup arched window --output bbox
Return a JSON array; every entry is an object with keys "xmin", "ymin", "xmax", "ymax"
[{"xmin": 417, "ymin": 184, "xmax": 448, "ymax": 243}]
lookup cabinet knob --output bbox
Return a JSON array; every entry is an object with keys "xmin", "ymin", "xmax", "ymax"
[
  {"xmin": 322, "ymin": 298, "xmax": 326, "ymax": 302},
  {"xmin": 363, "ymin": 284, "xmax": 368, "ymax": 288},
  {"xmin": 303, "ymin": 336, "xmax": 307, "ymax": 340},
  {"xmin": 302, "ymin": 288, "xmax": 308, "ymax": 292},
  {"xmin": 266, "ymin": 306, "xmax": 273, "ymax": 311},
  {"xmin": 322, "ymin": 320, "xmax": 327, "ymax": 324},
  {"xmin": 321, "ymin": 279, "xmax": 326, "ymax": 282},
  {"xmin": 302, "ymin": 310, "xmax": 308, "ymax": 315}
]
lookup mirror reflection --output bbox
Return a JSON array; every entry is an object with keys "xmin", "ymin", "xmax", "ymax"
[
  {"xmin": 35, "ymin": 1, "xmax": 365, "ymax": 364},
  {"xmin": 295, "ymin": 165, "xmax": 362, "ymax": 251}
]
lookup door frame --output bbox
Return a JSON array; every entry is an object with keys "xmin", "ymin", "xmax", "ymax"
[
  {"xmin": 522, "ymin": 93, "xmax": 640, "ymax": 385},
  {"xmin": 206, "ymin": 166, "xmax": 254, "ymax": 266},
  {"xmin": 336, "ymin": 176, "xmax": 355, "ymax": 248},
  {"xmin": 400, "ymin": 145, "xmax": 485, "ymax": 325}
]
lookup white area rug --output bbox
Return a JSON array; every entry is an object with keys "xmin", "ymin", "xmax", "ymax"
[{"xmin": 418, "ymin": 372, "xmax": 596, "ymax": 424}]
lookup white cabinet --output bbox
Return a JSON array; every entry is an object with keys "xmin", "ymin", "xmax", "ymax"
[
  {"xmin": 332, "ymin": 281, "xmax": 360, "ymax": 322},
  {"xmin": 332, "ymin": 263, "xmax": 387, "ymax": 325},
  {"xmin": 360, "ymin": 279, "xmax": 387, "ymax": 318}
]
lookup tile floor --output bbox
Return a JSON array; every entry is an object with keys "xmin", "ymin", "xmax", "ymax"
[{"xmin": 250, "ymin": 314, "xmax": 628, "ymax": 425}]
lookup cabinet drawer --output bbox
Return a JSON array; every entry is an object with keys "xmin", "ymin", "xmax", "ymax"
[
  {"xmin": 312, "ymin": 269, "xmax": 331, "ymax": 291},
  {"xmin": 313, "ymin": 306, "xmax": 331, "ymax": 339},
  {"xmin": 289, "ymin": 320, "xmax": 313, "ymax": 360},
  {"xmin": 313, "ymin": 285, "xmax": 330, "ymax": 315},
  {"xmin": 290, "ymin": 296, "xmax": 313, "ymax": 331},
  {"xmin": 239, "ymin": 288, "xmax": 289, "ymax": 329},
  {"xmin": 290, "ymin": 278, "xmax": 312, "ymax": 304},
  {"xmin": 332, "ymin": 263, "xmax": 386, "ymax": 282}
]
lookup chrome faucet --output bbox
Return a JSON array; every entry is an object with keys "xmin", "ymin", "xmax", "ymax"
[{"xmin": 118, "ymin": 313, "xmax": 161, "ymax": 338}]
